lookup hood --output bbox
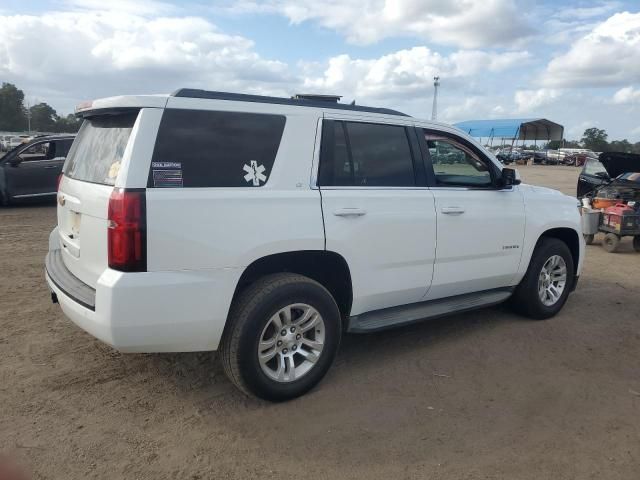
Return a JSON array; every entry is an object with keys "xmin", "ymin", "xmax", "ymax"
[{"xmin": 599, "ymin": 152, "xmax": 640, "ymax": 178}]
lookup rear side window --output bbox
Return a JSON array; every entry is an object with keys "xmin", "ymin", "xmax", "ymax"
[
  {"xmin": 149, "ymin": 109, "xmax": 286, "ymax": 188},
  {"xmin": 319, "ymin": 120, "xmax": 415, "ymax": 187},
  {"xmin": 64, "ymin": 112, "xmax": 138, "ymax": 186}
]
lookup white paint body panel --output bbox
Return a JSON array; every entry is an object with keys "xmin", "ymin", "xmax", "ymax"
[
  {"xmin": 47, "ymin": 93, "xmax": 583, "ymax": 353},
  {"xmin": 321, "ymin": 189, "xmax": 437, "ymax": 315},
  {"xmin": 425, "ymin": 186, "xmax": 525, "ymax": 300}
]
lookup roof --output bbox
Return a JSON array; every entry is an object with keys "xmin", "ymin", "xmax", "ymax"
[
  {"xmin": 172, "ymin": 89, "xmax": 410, "ymax": 117},
  {"xmin": 453, "ymin": 118, "xmax": 564, "ymax": 141}
]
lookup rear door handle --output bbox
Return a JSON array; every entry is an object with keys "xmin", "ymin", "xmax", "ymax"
[
  {"xmin": 333, "ymin": 207, "xmax": 367, "ymax": 217},
  {"xmin": 441, "ymin": 206, "xmax": 465, "ymax": 215}
]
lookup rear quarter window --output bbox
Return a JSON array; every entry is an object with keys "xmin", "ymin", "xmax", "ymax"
[{"xmin": 149, "ymin": 109, "xmax": 286, "ymax": 188}]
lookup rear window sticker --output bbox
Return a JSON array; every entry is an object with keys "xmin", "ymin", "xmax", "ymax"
[
  {"xmin": 152, "ymin": 161, "xmax": 183, "ymax": 188},
  {"xmin": 152, "ymin": 161, "xmax": 182, "ymax": 169},
  {"xmin": 243, "ymin": 160, "xmax": 267, "ymax": 186}
]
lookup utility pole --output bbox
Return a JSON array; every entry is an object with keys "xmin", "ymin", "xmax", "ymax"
[
  {"xmin": 431, "ymin": 76, "xmax": 440, "ymax": 121},
  {"xmin": 26, "ymin": 99, "xmax": 32, "ymax": 134}
]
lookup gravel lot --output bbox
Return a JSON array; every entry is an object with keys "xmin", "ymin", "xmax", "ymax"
[{"xmin": 1, "ymin": 165, "xmax": 639, "ymax": 479}]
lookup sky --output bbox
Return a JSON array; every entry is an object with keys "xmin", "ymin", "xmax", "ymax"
[{"xmin": 1, "ymin": 0, "xmax": 639, "ymax": 141}]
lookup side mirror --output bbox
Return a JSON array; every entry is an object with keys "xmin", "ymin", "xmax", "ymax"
[
  {"xmin": 8, "ymin": 156, "xmax": 22, "ymax": 167},
  {"xmin": 499, "ymin": 167, "xmax": 521, "ymax": 188}
]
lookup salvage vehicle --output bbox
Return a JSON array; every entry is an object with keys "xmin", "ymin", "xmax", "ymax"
[
  {"xmin": 45, "ymin": 90, "xmax": 584, "ymax": 401},
  {"xmin": 0, "ymin": 134, "xmax": 75, "ymax": 205},
  {"xmin": 577, "ymin": 153, "xmax": 640, "ymax": 201},
  {"xmin": 577, "ymin": 153, "xmax": 640, "ymax": 252}
]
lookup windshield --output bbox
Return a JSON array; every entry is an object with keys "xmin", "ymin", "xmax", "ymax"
[
  {"xmin": 584, "ymin": 159, "xmax": 608, "ymax": 177},
  {"xmin": 63, "ymin": 111, "xmax": 138, "ymax": 185}
]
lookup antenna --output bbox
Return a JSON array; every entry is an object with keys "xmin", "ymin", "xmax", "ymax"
[{"xmin": 431, "ymin": 76, "xmax": 440, "ymax": 121}]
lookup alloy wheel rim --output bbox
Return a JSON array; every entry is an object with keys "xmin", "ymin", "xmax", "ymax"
[
  {"xmin": 257, "ymin": 303, "xmax": 325, "ymax": 383},
  {"xmin": 537, "ymin": 255, "xmax": 567, "ymax": 307}
]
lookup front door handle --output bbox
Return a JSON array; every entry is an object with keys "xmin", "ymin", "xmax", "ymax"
[
  {"xmin": 43, "ymin": 165, "xmax": 58, "ymax": 169},
  {"xmin": 441, "ymin": 206, "xmax": 465, "ymax": 215},
  {"xmin": 334, "ymin": 207, "xmax": 367, "ymax": 217}
]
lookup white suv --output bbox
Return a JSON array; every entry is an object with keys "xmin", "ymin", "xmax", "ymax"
[{"xmin": 46, "ymin": 89, "xmax": 584, "ymax": 400}]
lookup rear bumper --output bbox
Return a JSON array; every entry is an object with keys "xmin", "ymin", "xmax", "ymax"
[
  {"xmin": 46, "ymin": 250, "xmax": 96, "ymax": 310},
  {"xmin": 45, "ymin": 244, "xmax": 241, "ymax": 353}
]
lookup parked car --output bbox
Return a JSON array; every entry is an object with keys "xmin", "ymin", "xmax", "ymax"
[
  {"xmin": 577, "ymin": 152, "xmax": 640, "ymax": 200},
  {"xmin": 0, "ymin": 135, "xmax": 75, "ymax": 205},
  {"xmin": 1, "ymin": 135, "xmax": 14, "ymax": 151},
  {"xmin": 45, "ymin": 90, "xmax": 584, "ymax": 401}
]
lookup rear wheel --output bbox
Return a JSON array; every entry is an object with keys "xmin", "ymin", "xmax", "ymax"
[
  {"xmin": 220, "ymin": 273, "xmax": 341, "ymax": 401},
  {"xmin": 602, "ymin": 233, "xmax": 620, "ymax": 253},
  {"xmin": 633, "ymin": 236, "xmax": 640, "ymax": 253},
  {"xmin": 511, "ymin": 237, "xmax": 574, "ymax": 320}
]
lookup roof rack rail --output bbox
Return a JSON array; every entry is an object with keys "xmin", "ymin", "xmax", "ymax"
[{"xmin": 171, "ymin": 89, "xmax": 410, "ymax": 117}]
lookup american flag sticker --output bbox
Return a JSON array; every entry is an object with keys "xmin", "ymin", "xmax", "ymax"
[{"xmin": 152, "ymin": 162, "xmax": 183, "ymax": 188}]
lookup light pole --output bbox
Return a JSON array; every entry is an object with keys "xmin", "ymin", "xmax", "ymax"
[
  {"xmin": 26, "ymin": 100, "xmax": 32, "ymax": 133},
  {"xmin": 431, "ymin": 76, "xmax": 440, "ymax": 121}
]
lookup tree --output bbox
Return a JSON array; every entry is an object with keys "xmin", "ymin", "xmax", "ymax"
[
  {"xmin": 29, "ymin": 102, "xmax": 60, "ymax": 132},
  {"xmin": 55, "ymin": 114, "xmax": 82, "ymax": 133},
  {"xmin": 0, "ymin": 82, "xmax": 27, "ymax": 131},
  {"xmin": 608, "ymin": 139, "xmax": 633, "ymax": 153},
  {"xmin": 581, "ymin": 127, "xmax": 609, "ymax": 152}
]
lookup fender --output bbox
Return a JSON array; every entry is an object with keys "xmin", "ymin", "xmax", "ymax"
[{"xmin": 515, "ymin": 184, "xmax": 584, "ymax": 283}]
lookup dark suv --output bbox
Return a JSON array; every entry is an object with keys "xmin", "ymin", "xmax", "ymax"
[{"xmin": 0, "ymin": 135, "xmax": 75, "ymax": 205}]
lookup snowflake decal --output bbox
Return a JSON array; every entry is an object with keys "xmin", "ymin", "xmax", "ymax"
[{"xmin": 243, "ymin": 160, "xmax": 267, "ymax": 186}]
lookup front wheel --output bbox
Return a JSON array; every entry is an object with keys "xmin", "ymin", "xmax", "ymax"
[
  {"xmin": 219, "ymin": 273, "xmax": 341, "ymax": 401},
  {"xmin": 510, "ymin": 237, "xmax": 574, "ymax": 320}
]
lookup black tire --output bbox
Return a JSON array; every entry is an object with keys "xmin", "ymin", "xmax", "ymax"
[
  {"xmin": 583, "ymin": 234, "xmax": 594, "ymax": 245},
  {"xmin": 602, "ymin": 233, "xmax": 620, "ymax": 253},
  {"xmin": 0, "ymin": 189, "xmax": 9, "ymax": 207},
  {"xmin": 219, "ymin": 273, "xmax": 341, "ymax": 401},
  {"xmin": 633, "ymin": 236, "xmax": 640, "ymax": 253},
  {"xmin": 510, "ymin": 237, "xmax": 574, "ymax": 320}
]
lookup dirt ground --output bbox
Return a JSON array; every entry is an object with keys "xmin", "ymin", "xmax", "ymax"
[{"xmin": 1, "ymin": 165, "xmax": 639, "ymax": 479}]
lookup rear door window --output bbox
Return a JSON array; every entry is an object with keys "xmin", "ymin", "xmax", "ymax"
[
  {"xmin": 149, "ymin": 109, "xmax": 286, "ymax": 188},
  {"xmin": 64, "ymin": 112, "xmax": 138, "ymax": 185},
  {"xmin": 55, "ymin": 139, "xmax": 74, "ymax": 159},
  {"xmin": 319, "ymin": 120, "xmax": 416, "ymax": 187}
]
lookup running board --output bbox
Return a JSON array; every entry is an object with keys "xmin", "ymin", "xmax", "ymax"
[{"xmin": 347, "ymin": 288, "xmax": 514, "ymax": 333}]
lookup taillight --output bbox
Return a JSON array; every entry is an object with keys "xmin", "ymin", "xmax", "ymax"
[
  {"xmin": 57, "ymin": 174, "xmax": 63, "ymax": 192},
  {"xmin": 108, "ymin": 188, "xmax": 146, "ymax": 272}
]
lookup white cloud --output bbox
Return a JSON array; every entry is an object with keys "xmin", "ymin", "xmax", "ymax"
[
  {"xmin": 543, "ymin": 12, "xmax": 640, "ymax": 87},
  {"xmin": 514, "ymin": 88, "xmax": 561, "ymax": 112},
  {"xmin": 612, "ymin": 86, "xmax": 640, "ymax": 104},
  {"xmin": 302, "ymin": 47, "xmax": 530, "ymax": 101},
  {"xmin": 440, "ymin": 97, "xmax": 507, "ymax": 123},
  {"xmin": 234, "ymin": 0, "xmax": 534, "ymax": 48},
  {"xmin": 0, "ymin": 10, "xmax": 293, "ymax": 112},
  {"xmin": 553, "ymin": 1, "xmax": 621, "ymax": 20}
]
